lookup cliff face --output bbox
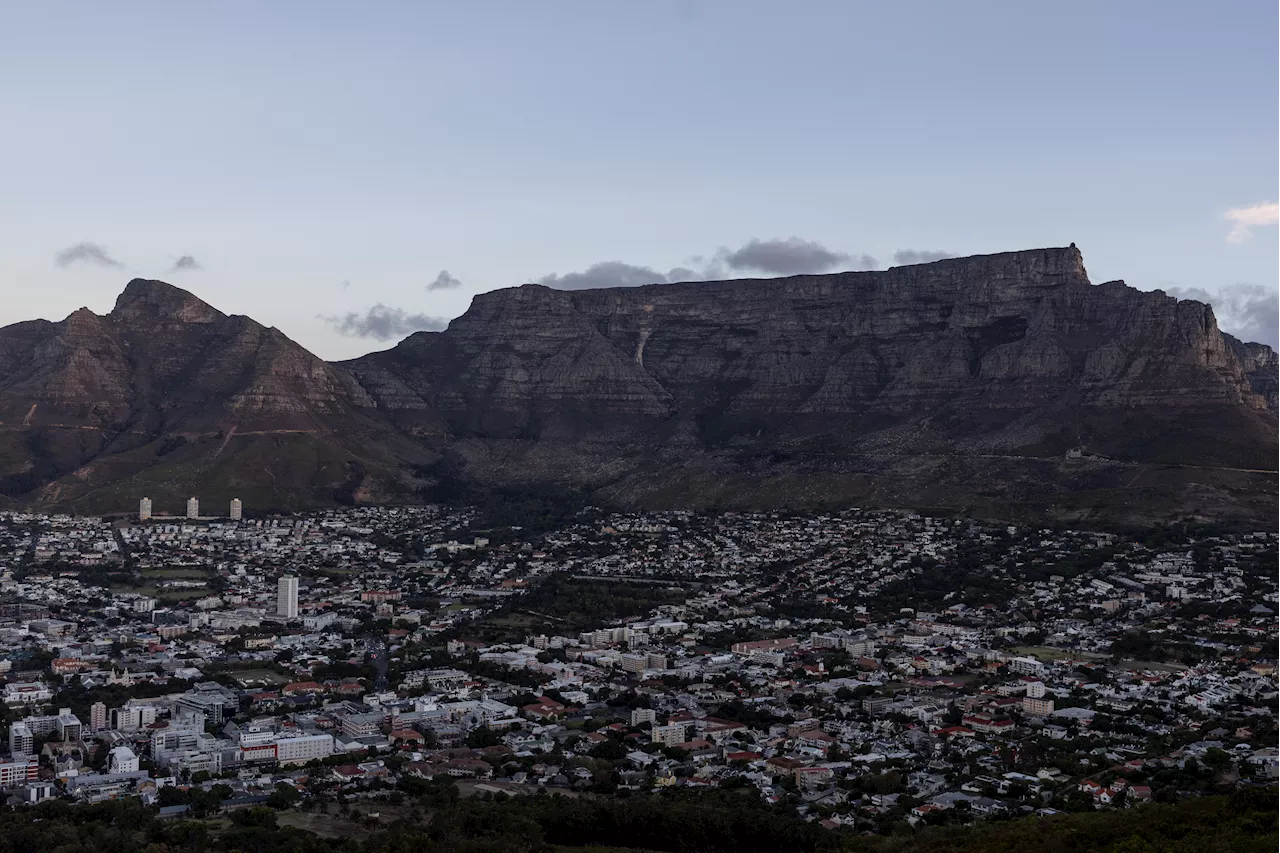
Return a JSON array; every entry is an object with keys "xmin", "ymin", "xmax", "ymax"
[
  {"xmin": 1, "ymin": 248, "xmax": 1275, "ymax": 526},
  {"xmin": 344, "ymin": 246, "xmax": 1276, "ymax": 527},
  {"xmin": 348, "ymin": 246, "xmax": 1274, "ymax": 449}
]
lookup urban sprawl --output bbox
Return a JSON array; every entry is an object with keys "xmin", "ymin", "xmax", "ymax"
[{"xmin": 0, "ymin": 502, "xmax": 1275, "ymax": 831}]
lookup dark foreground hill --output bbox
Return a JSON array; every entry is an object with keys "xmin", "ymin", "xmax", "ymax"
[
  {"xmin": 1, "ymin": 246, "xmax": 1275, "ymax": 526},
  {"xmin": 0, "ymin": 785, "xmax": 1273, "ymax": 853}
]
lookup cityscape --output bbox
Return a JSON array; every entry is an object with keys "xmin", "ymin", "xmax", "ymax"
[
  {"xmin": 0, "ymin": 502, "xmax": 1274, "ymax": 838},
  {"xmin": 1, "ymin": 2, "xmax": 1275, "ymax": 850}
]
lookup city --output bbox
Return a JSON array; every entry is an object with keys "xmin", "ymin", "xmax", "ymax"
[{"xmin": 0, "ymin": 502, "xmax": 1274, "ymax": 837}]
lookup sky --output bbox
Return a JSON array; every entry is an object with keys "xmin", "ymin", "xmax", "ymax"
[{"xmin": 2, "ymin": 0, "xmax": 1276, "ymax": 358}]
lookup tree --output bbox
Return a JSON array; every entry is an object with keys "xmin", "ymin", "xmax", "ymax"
[{"xmin": 266, "ymin": 782, "xmax": 302, "ymax": 810}]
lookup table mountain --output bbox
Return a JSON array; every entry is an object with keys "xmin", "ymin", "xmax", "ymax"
[{"xmin": 2, "ymin": 246, "xmax": 1275, "ymax": 526}]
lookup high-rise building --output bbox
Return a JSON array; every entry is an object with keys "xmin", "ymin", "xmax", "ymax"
[
  {"xmin": 89, "ymin": 702, "xmax": 107, "ymax": 733},
  {"xmin": 8, "ymin": 722, "xmax": 33, "ymax": 756},
  {"xmin": 138, "ymin": 497, "xmax": 152, "ymax": 520},
  {"xmin": 186, "ymin": 497, "xmax": 199, "ymax": 519},
  {"xmin": 277, "ymin": 576, "xmax": 299, "ymax": 619},
  {"xmin": 229, "ymin": 498, "xmax": 242, "ymax": 520}
]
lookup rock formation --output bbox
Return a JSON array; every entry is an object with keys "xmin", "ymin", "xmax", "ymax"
[
  {"xmin": 1, "ymin": 247, "xmax": 1275, "ymax": 526},
  {"xmin": 0, "ymin": 280, "xmax": 429, "ymax": 512}
]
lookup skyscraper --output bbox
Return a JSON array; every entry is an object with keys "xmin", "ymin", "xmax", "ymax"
[
  {"xmin": 229, "ymin": 498, "xmax": 242, "ymax": 520},
  {"xmin": 139, "ymin": 497, "xmax": 152, "ymax": 520},
  {"xmin": 186, "ymin": 497, "xmax": 199, "ymax": 519},
  {"xmin": 277, "ymin": 576, "xmax": 299, "ymax": 619}
]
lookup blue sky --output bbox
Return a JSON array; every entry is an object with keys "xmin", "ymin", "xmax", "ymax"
[{"xmin": 3, "ymin": 1, "xmax": 1276, "ymax": 357}]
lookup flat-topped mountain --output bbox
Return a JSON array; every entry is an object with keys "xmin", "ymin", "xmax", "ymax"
[{"xmin": 2, "ymin": 247, "xmax": 1275, "ymax": 526}]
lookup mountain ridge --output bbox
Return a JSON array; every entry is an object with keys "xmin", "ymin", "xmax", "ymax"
[{"xmin": 2, "ymin": 246, "xmax": 1276, "ymax": 527}]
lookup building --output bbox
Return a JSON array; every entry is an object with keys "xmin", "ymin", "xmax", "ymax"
[
  {"xmin": 651, "ymin": 723, "xmax": 689, "ymax": 747},
  {"xmin": 151, "ymin": 723, "xmax": 213, "ymax": 768},
  {"xmin": 3, "ymin": 683, "xmax": 53, "ymax": 705},
  {"xmin": 111, "ymin": 704, "xmax": 158, "ymax": 732},
  {"xmin": 108, "ymin": 746, "xmax": 139, "ymax": 773},
  {"xmin": 1008, "ymin": 656, "xmax": 1045, "ymax": 677},
  {"xmin": 0, "ymin": 757, "xmax": 39, "ymax": 789},
  {"xmin": 630, "ymin": 708, "xmax": 657, "ymax": 727},
  {"xmin": 138, "ymin": 497, "xmax": 152, "ymax": 520},
  {"xmin": 277, "ymin": 576, "xmax": 299, "ymax": 619},
  {"xmin": 57, "ymin": 709, "xmax": 83, "ymax": 742},
  {"xmin": 338, "ymin": 712, "xmax": 382, "ymax": 739},
  {"xmin": 186, "ymin": 497, "xmax": 199, "ymax": 519},
  {"xmin": 276, "ymin": 733, "xmax": 335, "ymax": 765},
  {"xmin": 229, "ymin": 498, "xmax": 242, "ymax": 520},
  {"xmin": 8, "ymin": 722, "xmax": 33, "ymax": 756},
  {"xmin": 89, "ymin": 702, "xmax": 107, "ymax": 733},
  {"xmin": 619, "ymin": 653, "xmax": 649, "ymax": 674}
]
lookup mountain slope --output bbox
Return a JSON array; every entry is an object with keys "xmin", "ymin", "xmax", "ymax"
[{"xmin": 0, "ymin": 280, "xmax": 431, "ymax": 513}]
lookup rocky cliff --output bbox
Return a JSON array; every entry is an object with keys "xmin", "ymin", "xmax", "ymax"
[
  {"xmin": 1, "ymin": 247, "xmax": 1275, "ymax": 526},
  {"xmin": 346, "ymin": 246, "xmax": 1277, "ymax": 526}
]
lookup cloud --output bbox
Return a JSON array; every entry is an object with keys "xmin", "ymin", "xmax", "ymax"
[
  {"xmin": 1224, "ymin": 202, "xmax": 1279, "ymax": 243},
  {"xmin": 720, "ymin": 237, "xmax": 873, "ymax": 275},
  {"xmin": 54, "ymin": 242, "xmax": 123, "ymax": 268},
  {"xmin": 172, "ymin": 255, "xmax": 201, "ymax": 271},
  {"xmin": 540, "ymin": 261, "xmax": 673, "ymax": 290},
  {"xmin": 427, "ymin": 269, "xmax": 463, "ymax": 291},
  {"xmin": 537, "ymin": 237, "xmax": 876, "ymax": 290},
  {"xmin": 1167, "ymin": 283, "xmax": 1279, "ymax": 349},
  {"xmin": 893, "ymin": 249, "xmax": 955, "ymax": 265},
  {"xmin": 320, "ymin": 304, "xmax": 449, "ymax": 340}
]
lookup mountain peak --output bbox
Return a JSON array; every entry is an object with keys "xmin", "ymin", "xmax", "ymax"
[{"xmin": 112, "ymin": 278, "xmax": 223, "ymax": 324}]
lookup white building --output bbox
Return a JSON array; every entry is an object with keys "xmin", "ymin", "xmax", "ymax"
[
  {"xmin": 229, "ymin": 498, "xmax": 242, "ymax": 520},
  {"xmin": 111, "ymin": 703, "xmax": 158, "ymax": 732},
  {"xmin": 186, "ymin": 497, "xmax": 199, "ymax": 519},
  {"xmin": 651, "ymin": 723, "xmax": 689, "ymax": 747},
  {"xmin": 3, "ymin": 683, "xmax": 53, "ymax": 706},
  {"xmin": 108, "ymin": 746, "xmax": 139, "ymax": 773},
  {"xmin": 630, "ymin": 708, "xmax": 657, "ymax": 727},
  {"xmin": 8, "ymin": 722, "xmax": 33, "ymax": 756},
  {"xmin": 138, "ymin": 497, "xmax": 152, "ymax": 521},
  {"xmin": 277, "ymin": 576, "xmax": 299, "ymax": 619},
  {"xmin": 276, "ymin": 733, "xmax": 334, "ymax": 765}
]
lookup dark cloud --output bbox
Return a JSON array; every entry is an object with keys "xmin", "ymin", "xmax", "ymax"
[
  {"xmin": 172, "ymin": 255, "xmax": 201, "ymax": 271},
  {"xmin": 720, "ymin": 237, "xmax": 872, "ymax": 275},
  {"xmin": 539, "ymin": 261, "xmax": 673, "ymax": 290},
  {"xmin": 320, "ymin": 304, "xmax": 449, "ymax": 340},
  {"xmin": 537, "ymin": 237, "xmax": 875, "ymax": 290},
  {"xmin": 1167, "ymin": 284, "xmax": 1279, "ymax": 349},
  {"xmin": 427, "ymin": 269, "xmax": 463, "ymax": 291},
  {"xmin": 893, "ymin": 249, "xmax": 955, "ymax": 265},
  {"xmin": 54, "ymin": 242, "xmax": 123, "ymax": 268}
]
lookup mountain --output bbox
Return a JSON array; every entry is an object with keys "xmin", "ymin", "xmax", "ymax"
[
  {"xmin": 0, "ymin": 280, "xmax": 432, "ymax": 513},
  {"xmin": 343, "ymin": 245, "xmax": 1277, "ymax": 526},
  {"xmin": 2, "ymin": 247, "xmax": 1275, "ymax": 526}
]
